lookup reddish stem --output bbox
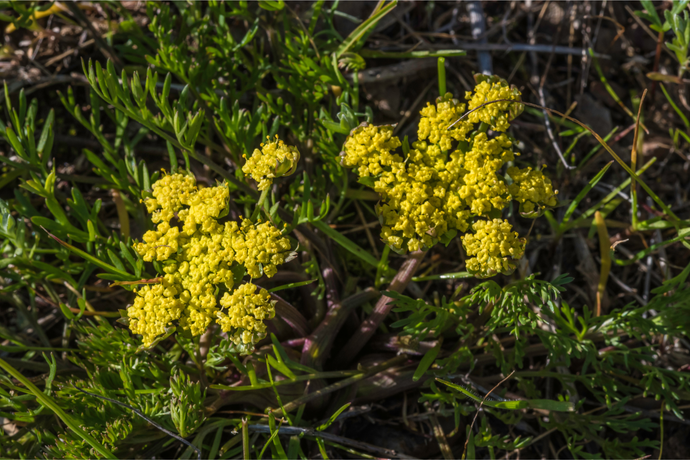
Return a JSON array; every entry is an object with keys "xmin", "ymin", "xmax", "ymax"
[
  {"xmin": 649, "ymin": 30, "xmax": 664, "ymax": 101},
  {"xmin": 301, "ymin": 287, "xmax": 379, "ymax": 369},
  {"xmin": 334, "ymin": 250, "xmax": 427, "ymax": 366}
]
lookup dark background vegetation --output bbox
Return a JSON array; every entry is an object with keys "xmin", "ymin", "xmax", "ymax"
[{"xmin": 1, "ymin": 1, "xmax": 689, "ymax": 458}]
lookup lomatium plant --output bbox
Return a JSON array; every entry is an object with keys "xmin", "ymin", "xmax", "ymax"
[
  {"xmin": 129, "ymin": 136, "xmax": 298, "ymax": 353},
  {"xmin": 2, "ymin": 3, "xmax": 688, "ymax": 458},
  {"xmin": 341, "ymin": 76, "xmax": 558, "ymax": 276}
]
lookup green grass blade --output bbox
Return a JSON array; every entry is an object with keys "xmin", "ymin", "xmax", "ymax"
[
  {"xmin": 437, "ymin": 379, "xmax": 574, "ymax": 412},
  {"xmin": 41, "ymin": 226, "xmax": 138, "ymax": 280},
  {"xmin": 560, "ymin": 161, "xmax": 613, "ymax": 227},
  {"xmin": 516, "ymin": 100, "xmax": 681, "ymax": 222},
  {"xmin": 335, "ymin": 1, "xmax": 397, "ymax": 58},
  {"xmin": 660, "ymin": 83, "xmax": 690, "ymax": 129},
  {"xmin": 612, "ymin": 234, "xmax": 686, "ymax": 266},
  {"xmin": 413, "ymin": 271, "xmax": 472, "ymax": 282},
  {"xmin": 312, "ymin": 220, "xmax": 379, "ymax": 267},
  {"xmin": 578, "ymin": 126, "xmax": 619, "ymax": 168},
  {"xmin": 317, "ymin": 403, "xmax": 351, "ymax": 431},
  {"xmin": 566, "ymin": 158, "xmax": 656, "ymax": 234},
  {"xmin": 268, "ymin": 279, "xmax": 317, "ymax": 293},
  {"xmin": 589, "ymin": 48, "xmax": 648, "ymax": 131},
  {"xmin": 413, "ymin": 340, "xmax": 441, "ymax": 381}
]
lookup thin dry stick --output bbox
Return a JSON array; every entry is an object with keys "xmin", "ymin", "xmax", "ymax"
[
  {"xmin": 429, "ymin": 408, "xmax": 454, "ymax": 459},
  {"xmin": 462, "ymin": 370, "xmax": 516, "ymax": 460},
  {"xmin": 531, "ymin": 0, "xmax": 575, "ymax": 170}
]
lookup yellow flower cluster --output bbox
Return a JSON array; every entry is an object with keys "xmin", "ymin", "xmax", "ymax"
[
  {"xmin": 341, "ymin": 79, "xmax": 555, "ymax": 276},
  {"xmin": 417, "ymin": 95, "xmax": 473, "ymax": 151},
  {"xmin": 216, "ymin": 283, "xmax": 275, "ymax": 354},
  {"xmin": 242, "ymin": 136, "xmax": 300, "ymax": 191},
  {"xmin": 129, "ymin": 173, "xmax": 291, "ymax": 350},
  {"xmin": 458, "ymin": 133, "xmax": 514, "ymax": 215},
  {"xmin": 466, "ymin": 79, "xmax": 523, "ymax": 132},
  {"xmin": 340, "ymin": 124, "xmax": 402, "ymax": 176},
  {"xmin": 507, "ymin": 166, "xmax": 559, "ymax": 214},
  {"xmin": 462, "ymin": 219, "xmax": 525, "ymax": 275}
]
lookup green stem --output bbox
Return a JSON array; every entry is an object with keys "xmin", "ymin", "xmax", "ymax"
[
  {"xmin": 438, "ymin": 57, "xmax": 446, "ymax": 96},
  {"xmin": 250, "ymin": 188, "xmax": 270, "ymax": 221},
  {"xmin": 242, "ymin": 418, "xmax": 250, "ymax": 460}
]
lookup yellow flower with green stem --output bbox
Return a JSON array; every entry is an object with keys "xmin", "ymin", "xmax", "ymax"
[
  {"xmin": 341, "ymin": 77, "xmax": 556, "ymax": 277},
  {"xmin": 129, "ymin": 147, "xmax": 298, "ymax": 351}
]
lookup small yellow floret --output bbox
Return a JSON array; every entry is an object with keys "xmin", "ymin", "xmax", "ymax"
[
  {"xmin": 417, "ymin": 93, "xmax": 473, "ymax": 151},
  {"xmin": 129, "ymin": 283, "xmax": 184, "ymax": 347},
  {"xmin": 243, "ymin": 136, "xmax": 300, "ymax": 191},
  {"xmin": 458, "ymin": 133, "xmax": 514, "ymax": 215},
  {"xmin": 144, "ymin": 173, "xmax": 197, "ymax": 224},
  {"xmin": 341, "ymin": 123, "xmax": 402, "ymax": 177}
]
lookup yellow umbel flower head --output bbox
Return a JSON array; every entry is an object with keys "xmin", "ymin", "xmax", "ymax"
[
  {"xmin": 243, "ymin": 136, "xmax": 300, "ymax": 191},
  {"xmin": 417, "ymin": 93, "xmax": 473, "ymax": 151},
  {"xmin": 507, "ymin": 166, "xmax": 559, "ymax": 215},
  {"xmin": 216, "ymin": 283, "xmax": 276, "ymax": 354},
  {"xmin": 129, "ymin": 172, "xmax": 292, "ymax": 351},
  {"xmin": 462, "ymin": 219, "xmax": 525, "ymax": 276},
  {"xmin": 341, "ymin": 123, "xmax": 402, "ymax": 177},
  {"xmin": 144, "ymin": 173, "xmax": 197, "ymax": 224},
  {"xmin": 341, "ymin": 76, "xmax": 556, "ymax": 277},
  {"xmin": 466, "ymin": 77, "xmax": 523, "ymax": 132}
]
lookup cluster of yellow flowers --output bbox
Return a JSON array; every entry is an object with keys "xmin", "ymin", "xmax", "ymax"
[
  {"xmin": 466, "ymin": 80, "xmax": 523, "ymax": 132},
  {"xmin": 507, "ymin": 166, "xmax": 559, "ymax": 214},
  {"xmin": 216, "ymin": 283, "xmax": 274, "ymax": 349},
  {"xmin": 129, "ymin": 173, "xmax": 292, "ymax": 351},
  {"xmin": 341, "ymin": 78, "xmax": 558, "ymax": 277},
  {"xmin": 242, "ymin": 136, "xmax": 300, "ymax": 191},
  {"xmin": 462, "ymin": 219, "xmax": 525, "ymax": 274}
]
